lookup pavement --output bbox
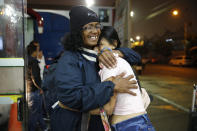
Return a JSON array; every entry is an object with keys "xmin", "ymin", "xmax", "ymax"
[
  {"xmin": 139, "ymin": 73, "xmax": 192, "ymax": 131},
  {"xmin": 139, "ymin": 75, "xmax": 193, "ymax": 112},
  {"xmin": 146, "ymin": 95, "xmax": 189, "ymax": 131}
]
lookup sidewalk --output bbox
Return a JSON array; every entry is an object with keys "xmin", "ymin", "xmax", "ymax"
[
  {"xmin": 147, "ymin": 96, "xmax": 189, "ymax": 131},
  {"xmin": 139, "ymin": 74, "xmax": 190, "ymax": 131}
]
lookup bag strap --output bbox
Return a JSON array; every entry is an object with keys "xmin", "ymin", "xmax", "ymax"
[
  {"xmin": 77, "ymin": 52, "xmax": 86, "ymax": 84},
  {"xmin": 77, "ymin": 52, "xmax": 111, "ymax": 131},
  {"xmin": 100, "ymin": 108, "xmax": 112, "ymax": 131},
  {"xmin": 76, "ymin": 52, "xmax": 89, "ymax": 131}
]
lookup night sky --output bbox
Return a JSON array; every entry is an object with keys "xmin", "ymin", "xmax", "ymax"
[{"xmin": 131, "ymin": 0, "xmax": 197, "ymax": 38}]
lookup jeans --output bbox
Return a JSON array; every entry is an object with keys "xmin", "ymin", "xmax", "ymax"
[
  {"xmin": 28, "ymin": 90, "xmax": 47, "ymax": 131},
  {"xmin": 112, "ymin": 114, "xmax": 155, "ymax": 131}
]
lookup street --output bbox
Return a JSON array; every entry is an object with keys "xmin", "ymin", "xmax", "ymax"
[{"xmin": 139, "ymin": 64, "xmax": 197, "ymax": 131}]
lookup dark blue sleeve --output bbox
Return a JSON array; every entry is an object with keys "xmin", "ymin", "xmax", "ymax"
[
  {"xmin": 55, "ymin": 53, "xmax": 115, "ymax": 112},
  {"xmin": 118, "ymin": 47, "xmax": 141, "ymax": 65}
]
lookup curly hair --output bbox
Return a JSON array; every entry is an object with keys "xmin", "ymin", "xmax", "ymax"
[{"xmin": 61, "ymin": 31, "xmax": 84, "ymax": 51}]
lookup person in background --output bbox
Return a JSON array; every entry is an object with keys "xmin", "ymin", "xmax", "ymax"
[
  {"xmin": 29, "ymin": 40, "xmax": 46, "ymax": 80},
  {"xmin": 29, "ymin": 40, "xmax": 48, "ymax": 119},
  {"xmin": 37, "ymin": 50, "xmax": 45, "ymax": 80},
  {"xmin": 51, "ymin": 6, "xmax": 141, "ymax": 131},
  {"xmin": 26, "ymin": 43, "xmax": 48, "ymax": 131},
  {"xmin": 90, "ymin": 26, "xmax": 154, "ymax": 131},
  {"xmin": 42, "ymin": 50, "xmax": 64, "ymax": 117}
]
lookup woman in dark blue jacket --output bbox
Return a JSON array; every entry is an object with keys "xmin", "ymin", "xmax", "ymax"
[{"xmin": 51, "ymin": 6, "xmax": 141, "ymax": 131}]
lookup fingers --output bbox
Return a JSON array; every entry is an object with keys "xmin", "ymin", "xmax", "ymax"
[
  {"xmin": 127, "ymin": 83, "xmax": 138, "ymax": 89},
  {"xmin": 112, "ymin": 50, "xmax": 124, "ymax": 58},
  {"xmin": 112, "ymin": 72, "xmax": 125, "ymax": 82},
  {"xmin": 128, "ymin": 80, "xmax": 138, "ymax": 85},
  {"xmin": 125, "ymin": 90, "xmax": 137, "ymax": 96},
  {"xmin": 106, "ymin": 51, "xmax": 116, "ymax": 65},
  {"xmin": 125, "ymin": 75, "xmax": 135, "ymax": 80},
  {"xmin": 98, "ymin": 51, "xmax": 117, "ymax": 68},
  {"xmin": 117, "ymin": 72, "xmax": 126, "ymax": 78},
  {"xmin": 104, "ymin": 76, "xmax": 115, "ymax": 81},
  {"xmin": 102, "ymin": 54, "xmax": 114, "ymax": 68},
  {"xmin": 99, "ymin": 56, "xmax": 111, "ymax": 68},
  {"xmin": 40, "ymin": 89, "xmax": 44, "ymax": 94}
]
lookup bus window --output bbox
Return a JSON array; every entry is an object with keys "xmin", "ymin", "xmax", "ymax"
[{"xmin": 0, "ymin": 0, "xmax": 25, "ymax": 130}]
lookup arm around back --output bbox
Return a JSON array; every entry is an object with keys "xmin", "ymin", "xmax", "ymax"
[
  {"xmin": 118, "ymin": 47, "xmax": 141, "ymax": 65},
  {"xmin": 55, "ymin": 51, "xmax": 115, "ymax": 112}
]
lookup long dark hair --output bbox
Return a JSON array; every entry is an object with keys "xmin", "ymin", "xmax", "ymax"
[
  {"xmin": 98, "ymin": 26, "xmax": 121, "ymax": 48},
  {"xmin": 61, "ymin": 31, "xmax": 84, "ymax": 51}
]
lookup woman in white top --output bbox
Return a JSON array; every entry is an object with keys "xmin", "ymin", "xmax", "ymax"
[{"xmin": 91, "ymin": 26, "xmax": 155, "ymax": 131}]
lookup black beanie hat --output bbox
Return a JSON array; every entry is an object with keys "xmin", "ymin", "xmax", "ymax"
[{"xmin": 69, "ymin": 6, "xmax": 99, "ymax": 32}]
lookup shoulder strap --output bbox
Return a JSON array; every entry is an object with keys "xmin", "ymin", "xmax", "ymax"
[
  {"xmin": 131, "ymin": 66, "xmax": 142, "ymax": 93},
  {"xmin": 76, "ymin": 52, "xmax": 89, "ymax": 131},
  {"xmin": 77, "ymin": 52, "xmax": 83, "ymax": 69},
  {"xmin": 76, "ymin": 52, "xmax": 86, "ymax": 84}
]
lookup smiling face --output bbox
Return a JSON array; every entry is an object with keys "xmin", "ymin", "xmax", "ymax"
[{"xmin": 82, "ymin": 22, "xmax": 101, "ymax": 49}]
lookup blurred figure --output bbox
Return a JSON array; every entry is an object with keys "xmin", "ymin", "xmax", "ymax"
[
  {"xmin": 37, "ymin": 50, "xmax": 45, "ymax": 80},
  {"xmin": 30, "ymin": 40, "xmax": 46, "ymax": 80},
  {"xmin": 26, "ymin": 42, "xmax": 47, "ymax": 131},
  {"xmin": 42, "ymin": 50, "xmax": 64, "ymax": 117}
]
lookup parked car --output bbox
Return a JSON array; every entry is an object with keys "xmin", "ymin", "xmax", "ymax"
[{"xmin": 169, "ymin": 55, "xmax": 193, "ymax": 66}]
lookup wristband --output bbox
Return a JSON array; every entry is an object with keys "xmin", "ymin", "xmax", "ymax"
[{"xmin": 100, "ymin": 47, "xmax": 112, "ymax": 54}]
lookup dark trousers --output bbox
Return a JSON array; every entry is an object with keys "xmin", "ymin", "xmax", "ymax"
[
  {"xmin": 28, "ymin": 90, "xmax": 46, "ymax": 131},
  {"xmin": 50, "ymin": 105, "xmax": 82, "ymax": 131}
]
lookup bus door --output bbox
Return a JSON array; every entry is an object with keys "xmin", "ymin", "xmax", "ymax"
[{"xmin": 0, "ymin": 0, "xmax": 26, "ymax": 130}]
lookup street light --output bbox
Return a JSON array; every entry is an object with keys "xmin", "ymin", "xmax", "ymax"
[
  {"xmin": 130, "ymin": 38, "xmax": 134, "ymax": 42},
  {"xmin": 171, "ymin": 9, "xmax": 187, "ymax": 53},
  {"xmin": 85, "ymin": 0, "xmax": 94, "ymax": 7},
  {"xmin": 136, "ymin": 36, "xmax": 140, "ymax": 41},
  {"xmin": 172, "ymin": 9, "xmax": 179, "ymax": 16},
  {"xmin": 130, "ymin": 11, "xmax": 134, "ymax": 17}
]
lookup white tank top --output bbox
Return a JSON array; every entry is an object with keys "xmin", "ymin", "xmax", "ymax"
[{"xmin": 99, "ymin": 54, "xmax": 145, "ymax": 115}]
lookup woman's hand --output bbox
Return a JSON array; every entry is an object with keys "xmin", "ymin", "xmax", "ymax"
[
  {"xmin": 98, "ymin": 50, "xmax": 124, "ymax": 68},
  {"xmin": 110, "ymin": 72, "xmax": 138, "ymax": 96},
  {"xmin": 40, "ymin": 89, "xmax": 44, "ymax": 94}
]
